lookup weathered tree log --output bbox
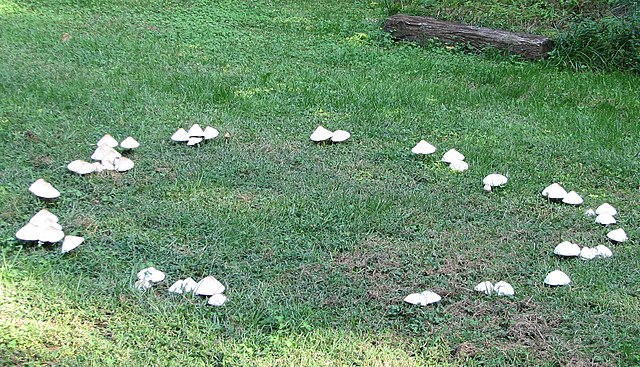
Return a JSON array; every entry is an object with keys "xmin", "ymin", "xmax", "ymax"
[{"xmin": 384, "ymin": 14, "xmax": 553, "ymax": 59}]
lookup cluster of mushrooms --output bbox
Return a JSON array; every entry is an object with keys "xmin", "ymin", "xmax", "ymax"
[
  {"xmin": 171, "ymin": 124, "xmax": 222, "ymax": 146},
  {"xmin": 310, "ymin": 126, "xmax": 351, "ymax": 143},
  {"xmin": 136, "ymin": 267, "xmax": 227, "ymax": 306},
  {"xmin": 67, "ymin": 134, "xmax": 138, "ymax": 175},
  {"xmin": 412, "ymin": 140, "xmax": 470, "ymax": 172},
  {"xmin": 16, "ymin": 180, "xmax": 84, "ymax": 253}
]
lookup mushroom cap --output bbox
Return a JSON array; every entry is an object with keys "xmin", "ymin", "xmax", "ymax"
[
  {"xmin": 331, "ymin": 130, "xmax": 351, "ymax": 143},
  {"xmin": 182, "ymin": 277, "xmax": 199, "ymax": 292},
  {"xmin": 171, "ymin": 128, "xmax": 190, "ymax": 142},
  {"xmin": 61, "ymin": 235, "xmax": 84, "ymax": 253},
  {"xmin": 595, "ymin": 203, "xmax": 617, "ymax": 217},
  {"xmin": 195, "ymin": 276, "xmax": 225, "ymax": 296},
  {"xmin": 134, "ymin": 279, "xmax": 152, "ymax": 290},
  {"xmin": 482, "ymin": 174, "xmax": 508, "ymax": 187},
  {"xmin": 595, "ymin": 213, "xmax": 616, "ymax": 225},
  {"xmin": 553, "ymin": 241, "xmax": 581, "ymax": 257},
  {"xmin": 188, "ymin": 124, "xmax": 205, "ymax": 137},
  {"xmin": 579, "ymin": 247, "xmax": 598, "ymax": 260},
  {"xmin": 544, "ymin": 270, "xmax": 571, "ymax": 286},
  {"xmin": 208, "ymin": 293, "xmax": 228, "ymax": 306},
  {"xmin": 310, "ymin": 125, "xmax": 333, "ymax": 142},
  {"xmin": 449, "ymin": 159, "xmax": 469, "ymax": 172},
  {"xmin": 137, "ymin": 267, "xmax": 166, "ymax": 283},
  {"xmin": 68, "ymin": 160, "xmax": 95, "ymax": 175},
  {"xmin": 29, "ymin": 209, "xmax": 59, "ymax": 227},
  {"xmin": 91, "ymin": 145, "xmax": 111, "ymax": 161},
  {"xmin": 101, "ymin": 161, "xmax": 116, "ymax": 171},
  {"xmin": 114, "ymin": 157, "xmax": 135, "ymax": 172},
  {"xmin": 29, "ymin": 179, "xmax": 61, "ymax": 199},
  {"xmin": 168, "ymin": 280, "xmax": 186, "ymax": 294},
  {"xmin": 607, "ymin": 228, "xmax": 627, "ymax": 243},
  {"xmin": 39, "ymin": 226, "xmax": 65, "ymax": 243},
  {"xmin": 16, "ymin": 222, "xmax": 43, "ymax": 242},
  {"xmin": 494, "ymin": 281, "xmax": 515, "ymax": 296},
  {"xmin": 203, "ymin": 126, "xmax": 220, "ymax": 140},
  {"xmin": 441, "ymin": 149, "xmax": 465, "ymax": 163},
  {"xmin": 595, "ymin": 245, "xmax": 613, "ymax": 258},
  {"xmin": 120, "ymin": 136, "xmax": 140, "ymax": 150},
  {"xmin": 411, "ymin": 140, "xmax": 436, "ymax": 155},
  {"xmin": 186, "ymin": 137, "xmax": 203, "ymax": 146},
  {"xmin": 100, "ymin": 149, "xmax": 122, "ymax": 165},
  {"xmin": 403, "ymin": 290, "xmax": 441, "ymax": 306},
  {"xmin": 584, "ymin": 209, "xmax": 596, "ymax": 217},
  {"xmin": 542, "ymin": 183, "xmax": 567, "ymax": 200},
  {"xmin": 474, "ymin": 281, "xmax": 494, "ymax": 295},
  {"xmin": 562, "ymin": 191, "xmax": 584, "ymax": 205},
  {"xmin": 96, "ymin": 134, "xmax": 118, "ymax": 148},
  {"xmin": 483, "ymin": 184, "xmax": 492, "ymax": 192},
  {"xmin": 92, "ymin": 162, "xmax": 105, "ymax": 173}
]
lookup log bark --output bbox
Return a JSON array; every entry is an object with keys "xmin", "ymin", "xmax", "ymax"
[{"xmin": 384, "ymin": 14, "xmax": 553, "ymax": 59}]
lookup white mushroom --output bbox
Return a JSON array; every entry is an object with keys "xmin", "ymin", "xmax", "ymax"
[
  {"xmin": 494, "ymin": 281, "xmax": 515, "ymax": 296},
  {"xmin": 208, "ymin": 293, "xmax": 228, "ymax": 306},
  {"xmin": 101, "ymin": 161, "xmax": 116, "ymax": 171},
  {"xmin": 29, "ymin": 209, "xmax": 59, "ymax": 227},
  {"xmin": 16, "ymin": 223, "xmax": 43, "ymax": 242},
  {"xmin": 39, "ymin": 226, "xmax": 65, "ymax": 243},
  {"xmin": 186, "ymin": 137, "xmax": 203, "ymax": 146},
  {"xmin": 403, "ymin": 290, "xmax": 441, "ymax": 306},
  {"xmin": 411, "ymin": 140, "xmax": 436, "ymax": 155},
  {"xmin": 553, "ymin": 241, "xmax": 581, "ymax": 257},
  {"xmin": 607, "ymin": 228, "xmax": 627, "ymax": 243},
  {"xmin": 449, "ymin": 160, "xmax": 469, "ymax": 172},
  {"xmin": 474, "ymin": 281, "xmax": 494, "ymax": 295},
  {"xmin": 182, "ymin": 277, "xmax": 198, "ymax": 292},
  {"xmin": 188, "ymin": 124, "xmax": 205, "ymax": 137},
  {"xmin": 579, "ymin": 247, "xmax": 598, "ymax": 260},
  {"xmin": 441, "ymin": 149, "xmax": 465, "ymax": 163},
  {"xmin": 584, "ymin": 209, "xmax": 596, "ymax": 217},
  {"xmin": 61, "ymin": 235, "xmax": 84, "ymax": 253},
  {"xmin": 68, "ymin": 160, "xmax": 96, "ymax": 175},
  {"xmin": 120, "ymin": 137, "xmax": 140, "ymax": 150},
  {"xmin": 28, "ymin": 179, "xmax": 60, "ymax": 199},
  {"xmin": 168, "ymin": 279, "xmax": 186, "ymax": 294},
  {"xmin": 562, "ymin": 191, "xmax": 584, "ymax": 205},
  {"xmin": 330, "ymin": 130, "xmax": 351, "ymax": 143},
  {"xmin": 194, "ymin": 276, "xmax": 225, "ymax": 296},
  {"xmin": 137, "ymin": 267, "xmax": 166, "ymax": 283},
  {"xmin": 482, "ymin": 174, "xmax": 508, "ymax": 192},
  {"xmin": 595, "ymin": 203, "xmax": 617, "ymax": 217},
  {"xmin": 96, "ymin": 134, "xmax": 118, "ymax": 148},
  {"xmin": 114, "ymin": 157, "xmax": 135, "ymax": 172},
  {"xmin": 171, "ymin": 128, "xmax": 190, "ymax": 142},
  {"xmin": 203, "ymin": 126, "xmax": 219, "ymax": 140},
  {"xmin": 542, "ymin": 183, "xmax": 567, "ymax": 200},
  {"xmin": 134, "ymin": 279, "xmax": 152, "ymax": 290},
  {"xmin": 310, "ymin": 126, "xmax": 333, "ymax": 142},
  {"xmin": 595, "ymin": 213, "xmax": 616, "ymax": 225},
  {"xmin": 92, "ymin": 162, "xmax": 105, "ymax": 173},
  {"xmin": 91, "ymin": 145, "xmax": 111, "ymax": 161},
  {"xmin": 544, "ymin": 270, "xmax": 571, "ymax": 286},
  {"xmin": 595, "ymin": 245, "xmax": 613, "ymax": 258}
]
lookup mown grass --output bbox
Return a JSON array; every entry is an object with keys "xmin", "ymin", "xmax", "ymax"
[{"xmin": 1, "ymin": 0, "xmax": 640, "ymax": 366}]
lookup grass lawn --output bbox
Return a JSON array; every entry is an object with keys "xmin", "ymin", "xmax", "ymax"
[{"xmin": 1, "ymin": 0, "xmax": 639, "ymax": 365}]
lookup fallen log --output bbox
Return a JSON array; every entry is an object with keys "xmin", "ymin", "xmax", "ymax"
[{"xmin": 384, "ymin": 14, "xmax": 553, "ymax": 59}]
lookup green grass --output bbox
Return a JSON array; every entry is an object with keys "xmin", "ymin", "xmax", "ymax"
[{"xmin": 1, "ymin": 0, "xmax": 640, "ymax": 365}]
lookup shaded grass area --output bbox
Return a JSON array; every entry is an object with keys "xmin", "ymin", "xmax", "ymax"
[{"xmin": 1, "ymin": 0, "xmax": 640, "ymax": 365}]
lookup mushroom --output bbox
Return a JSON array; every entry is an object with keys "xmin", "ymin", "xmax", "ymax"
[
  {"xmin": 182, "ymin": 277, "xmax": 198, "ymax": 292},
  {"xmin": 203, "ymin": 126, "xmax": 219, "ymax": 140},
  {"xmin": 120, "ymin": 137, "xmax": 140, "ymax": 150},
  {"xmin": 482, "ymin": 174, "xmax": 508, "ymax": 192},
  {"xmin": 595, "ymin": 245, "xmax": 613, "ymax": 258},
  {"xmin": 113, "ymin": 157, "xmax": 134, "ymax": 172},
  {"xmin": 411, "ymin": 140, "xmax": 436, "ymax": 155},
  {"xmin": 607, "ymin": 228, "xmax": 627, "ymax": 243},
  {"xmin": 310, "ymin": 126, "xmax": 333, "ymax": 142},
  {"xmin": 61, "ymin": 235, "xmax": 84, "ymax": 253},
  {"xmin": 188, "ymin": 124, "xmax": 205, "ymax": 137},
  {"xmin": 208, "ymin": 293, "xmax": 228, "ymax": 306},
  {"xmin": 68, "ymin": 160, "xmax": 95, "ymax": 175},
  {"xmin": 137, "ymin": 267, "xmax": 166, "ymax": 283},
  {"xmin": 474, "ymin": 281, "xmax": 494, "ymax": 295},
  {"xmin": 544, "ymin": 270, "xmax": 571, "ymax": 286},
  {"xmin": 29, "ymin": 179, "xmax": 61, "ymax": 199},
  {"xmin": 494, "ymin": 281, "xmax": 515, "ymax": 296},
  {"xmin": 134, "ymin": 279, "xmax": 152, "ymax": 290},
  {"xmin": 584, "ymin": 209, "xmax": 596, "ymax": 217},
  {"xmin": 403, "ymin": 290, "xmax": 441, "ymax": 306},
  {"xmin": 579, "ymin": 247, "xmax": 598, "ymax": 260},
  {"xmin": 194, "ymin": 276, "xmax": 225, "ymax": 296},
  {"xmin": 541, "ymin": 183, "xmax": 567, "ymax": 200},
  {"xmin": 100, "ymin": 149, "xmax": 122, "ymax": 165},
  {"xmin": 171, "ymin": 128, "xmax": 189, "ymax": 142},
  {"xmin": 29, "ymin": 209, "xmax": 59, "ymax": 227},
  {"xmin": 441, "ymin": 149, "xmax": 464, "ymax": 163},
  {"xmin": 553, "ymin": 241, "xmax": 581, "ymax": 257},
  {"xmin": 16, "ymin": 223, "xmax": 43, "ymax": 242},
  {"xmin": 595, "ymin": 203, "xmax": 617, "ymax": 217},
  {"xmin": 186, "ymin": 137, "xmax": 203, "ymax": 146},
  {"xmin": 331, "ymin": 130, "xmax": 351, "ymax": 143},
  {"xmin": 39, "ymin": 226, "xmax": 65, "ymax": 243},
  {"xmin": 91, "ymin": 145, "xmax": 111, "ymax": 161},
  {"xmin": 595, "ymin": 213, "xmax": 616, "ymax": 225},
  {"xmin": 168, "ymin": 279, "xmax": 186, "ymax": 294},
  {"xmin": 449, "ymin": 160, "xmax": 469, "ymax": 172},
  {"xmin": 96, "ymin": 134, "xmax": 118, "ymax": 148},
  {"xmin": 562, "ymin": 191, "xmax": 583, "ymax": 205}
]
